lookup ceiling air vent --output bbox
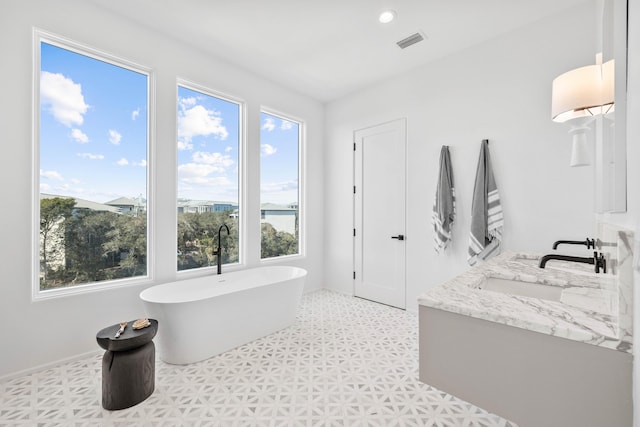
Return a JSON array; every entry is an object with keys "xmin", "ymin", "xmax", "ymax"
[{"xmin": 396, "ymin": 32, "xmax": 425, "ymax": 49}]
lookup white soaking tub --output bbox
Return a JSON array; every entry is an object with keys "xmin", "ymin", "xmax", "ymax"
[{"xmin": 139, "ymin": 266, "xmax": 307, "ymax": 364}]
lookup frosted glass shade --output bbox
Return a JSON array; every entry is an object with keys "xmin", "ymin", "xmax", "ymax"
[{"xmin": 551, "ymin": 60, "xmax": 614, "ymax": 123}]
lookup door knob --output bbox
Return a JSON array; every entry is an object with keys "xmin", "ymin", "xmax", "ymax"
[{"xmin": 391, "ymin": 235, "xmax": 405, "ymax": 240}]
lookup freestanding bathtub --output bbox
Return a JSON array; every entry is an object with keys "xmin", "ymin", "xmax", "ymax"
[{"xmin": 139, "ymin": 266, "xmax": 307, "ymax": 364}]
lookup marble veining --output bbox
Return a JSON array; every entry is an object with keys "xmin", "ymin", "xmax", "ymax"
[
  {"xmin": 418, "ymin": 248, "xmax": 632, "ymax": 353},
  {"xmin": 597, "ymin": 223, "xmax": 634, "ymax": 352}
]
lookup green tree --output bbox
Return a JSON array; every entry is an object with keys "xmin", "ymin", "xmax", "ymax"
[
  {"xmin": 261, "ymin": 222, "xmax": 298, "ymax": 259},
  {"xmin": 177, "ymin": 211, "xmax": 238, "ymax": 270},
  {"xmin": 63, "ymin": 210, "xmax": 118, "ymax": 284},
  {"xmin": 40, "ymin": 197, "xmax": 75, "ymax": 285},
  {"xmin": 104, "ymin": 212, "xmax": 147, "ymax": 277}
]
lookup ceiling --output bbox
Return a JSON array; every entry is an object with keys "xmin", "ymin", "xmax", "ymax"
[{"xmin": 89, "ymin": 0, "xmax": 590, "ymax": 103}]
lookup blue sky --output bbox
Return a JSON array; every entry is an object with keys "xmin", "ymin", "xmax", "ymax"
[
  {"xmin": 41, "ymin": 42, "xmax": 299, "ymax": 207},
  {"xmin": 40, "ymin": 42, "xmax": 148, "ymax": 204},
  {"xmin": 176, "ymin": 90, "xmax": 299, "ymax": 206},
  {"xmin": 177, "ymin": 85, "xmax": 239, "ymax": 203},
  {"xmin": 259, "ymin": 112, "xmax": 299, "ymax": 205}
]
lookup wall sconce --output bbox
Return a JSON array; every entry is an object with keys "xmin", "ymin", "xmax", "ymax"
[{"xmin": 551, "ymin": 55, "xmax": 614, "ymax": 167}]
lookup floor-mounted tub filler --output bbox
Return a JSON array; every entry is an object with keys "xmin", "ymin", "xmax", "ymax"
[{"xmin": 140, "ymin": 266, "xmax": 307, "ymax": 364}]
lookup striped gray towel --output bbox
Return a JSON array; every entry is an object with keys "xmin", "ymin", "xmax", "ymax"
[
  {"xmin": 468, "ymin": 140, "xmax": 503, "ymax": 265},
  {"xmin": 432, "ymin": 146, "xmax": 455, "ymax": 252}
]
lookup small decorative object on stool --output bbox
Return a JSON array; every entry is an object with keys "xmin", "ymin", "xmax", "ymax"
[{"xmin": 96, "ymin": 318, "xmax": 158, "ymax": 410}]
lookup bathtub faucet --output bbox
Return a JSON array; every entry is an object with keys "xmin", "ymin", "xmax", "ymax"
[{"xmin": 213, "ymin": 224, "xmax": 230, "ymax": 274}]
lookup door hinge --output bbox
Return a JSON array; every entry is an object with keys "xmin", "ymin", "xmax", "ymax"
[
  {"xmin": 353, "ymin": 271, "xmax": 356, "ymax": 280},
  {"xmin": 353, "ymin": 228, "xmax": 356, "ymax": 237},
  {"xmin": 353, "ymin": 142, "xmax": 356, "ymax": 151},
  {"xmin": 353, "ymin": 185, "xmax": 356, "ymax": 194}
]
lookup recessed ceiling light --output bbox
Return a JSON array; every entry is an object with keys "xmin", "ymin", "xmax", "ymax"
[{"xmin": 378, "ymin": 10, "xmax": 396, "ymax": 24}]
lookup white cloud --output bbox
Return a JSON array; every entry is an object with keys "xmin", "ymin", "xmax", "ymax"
[
  {"xmin": 108, "ymin": 129, "xmax": 122, "ymax": 145},
  {"xmin": 178, "ymin": 162, "xmax": 217, "ymax": 179},
  {"xmin": 40, "ymin": 183, "xmax": 52, "ymax": 192},
  {"xmin": 262, "ymin": 117, "xmax": 276, "ymax": 132},
  {"xmin": 40, "ymin": 71, "xmax": 89, "ymax": 127},
  {"xmin": 261, "ymin": 180, "xmax": 299, "ymax": 193},
  {"xmin": 178, "ymin": 104, "xmax": 228, "ymax": 145},
  {"xmin": 40, "ymin": 169, "xmax": 64, "ymax": 181},
  {"xmin": 261, "ymin": 143, "xmax": 277, "ymax": 156},
  {"xmin": 179, "ymin": 97, "xmax": 197, "ymax": 108},
  {"xmin": 77, "ymin": 153, "xmax": 104, "ymax": 160},
  {"xmin": 178, "ymin": 151, "xmax": 236, "ymax": 196},
  {"xmin": 177, "ymin": 162, "xmax": 234, "ymax": 187},
  {"xmin": 192, "ymin": 151, "xmax": 234, "ymax": 171},
  {"xmin": 181, "ymin": 176, "xmax": 232, "ymax": 186},
  {"xmin": 70, "ymin": 128, "xmax": 89, "ymax": 143},
  {"xmin": 133, "ymin": 159, "xmax": 147, "ymax": 167},
  {"xmin": 260, "ymin": 180, "xmax": 299, "ymax": 204},
  {"xmin": 116, "ymin": 158, "xmax": 129, "ymax": 166},
  {"xmin": 70, "ymin": 178, "xmax": 81, "ymax": 184},
  {"xmin": 179, "ymin": 162, "xmax": 214, "ymax": 176},
  {"xmin": 280, "ymin": 120, "xmax": 293, "ymax": 130},
  {"xmin": 225, "ymin": 146, "xmax": 233, "ymax": 152},
  {"xmin": 131, "ymin": 108, "xmax": 140, "ymax": 120},
  {"xmin": 177, "ymin": 140, "xmax": 194, "ymax": 151}
]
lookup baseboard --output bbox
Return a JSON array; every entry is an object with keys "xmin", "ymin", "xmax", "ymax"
[{"xmin": 0, "ymin": 349, "xmax": 102, "ymax": 382}]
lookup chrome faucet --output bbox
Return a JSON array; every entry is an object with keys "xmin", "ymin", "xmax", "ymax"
[
  {"xmin": 213, "ymin": 224, "xmax": 230, "ymax": 274},
  {"xmin": 538, "ymin": 251, "xmax": 606, "ymax": 273}
]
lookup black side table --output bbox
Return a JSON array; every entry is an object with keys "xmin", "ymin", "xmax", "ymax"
[{"xmin": 96, "ymin": 319, "xmax": 158, "ymax": 410}]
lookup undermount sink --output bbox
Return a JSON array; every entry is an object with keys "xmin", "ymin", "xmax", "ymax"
[{"xmin": 478, "ymin": 277, "xmax": 563, "ymax": 301}]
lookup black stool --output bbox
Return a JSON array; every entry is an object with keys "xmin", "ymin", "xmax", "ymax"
[{"xmin": 96, "ymin": 319, "xmax": 158, "ymax": 410}]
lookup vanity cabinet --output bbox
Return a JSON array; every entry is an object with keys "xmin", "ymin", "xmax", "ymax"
[{"xmin": 419, "ymin": 306, "xmax": 632, "ymax": 427}]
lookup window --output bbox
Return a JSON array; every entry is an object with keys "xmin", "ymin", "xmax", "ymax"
[
  {"xmin": 36, "ymin": 32, "xmax": 150, "ymax": 293},
  {"xmin": 260, "ymin": 111, "xmax": 301, "ymax": 259},
  {"xmin": 177, "ymin": 83, "xmax": 241, "ymax": 271}
]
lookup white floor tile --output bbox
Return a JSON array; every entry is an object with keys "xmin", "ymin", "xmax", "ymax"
[{"xmin": 0, "ymin": 290, "xmax": 516, "ymax": 427}]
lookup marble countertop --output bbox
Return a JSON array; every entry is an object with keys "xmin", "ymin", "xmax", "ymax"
[{"xmin": 417, "ymin": 251, "xmax": 632, "ymax": 353}]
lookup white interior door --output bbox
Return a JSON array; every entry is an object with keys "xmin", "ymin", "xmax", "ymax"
[{"xmin": 354, "ymin": 119, "xmax": 406, "ymax": 309}]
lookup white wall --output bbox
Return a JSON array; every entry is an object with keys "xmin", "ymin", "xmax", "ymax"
[
  {"xmin": 1, "ymin": 0, "xmax": 637, "ymax": 420},
  {"xmin": 631, "ymin": 0, "xmax": 640, "ymax": 421},
  {"xmin": 325, "ymin": 0, "xmax": 640, "ymax": 423},
  {"xmin": 605, "ymin": 0, "xmax": 640, "ymax": 424},
  {"xmin": 0, "ymin": 0, "xmax": 324, "ymax": 378},
  {"xmin": 324, "ymin": 2, "xmax": 598, "ymax": 309}
]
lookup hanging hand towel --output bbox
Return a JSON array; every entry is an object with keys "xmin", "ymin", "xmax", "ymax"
[
  {"xmin": 468, "ymin": 140, "xmax": 503, "ymax": 265},
  {"xmin": 432, "ymin": 146, "xmax": 455, "ymax": 252}
]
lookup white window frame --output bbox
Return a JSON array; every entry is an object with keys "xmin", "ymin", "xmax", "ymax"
[
  {"xmin": 259, "ymin": 108, "xmax": 306, "ymax": 262},
  {"xmin": 32, "ymin": 29, "xmax": 155, "ymax": 300},
  {"xmin": 175, "ymin": 79, "xmax": 246, "ymax": 277}
]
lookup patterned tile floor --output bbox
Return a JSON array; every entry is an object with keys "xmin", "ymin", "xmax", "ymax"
[{"xmin": 0, "ymin": 290, "xmax": 517, "ymax": 427}]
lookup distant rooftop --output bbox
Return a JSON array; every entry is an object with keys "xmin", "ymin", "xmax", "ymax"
[
  {"xmin": 177, "ymin": 200, "xmax": 238, "ymax": 207},
  {"xmin": 106, "ymin": 196, "xmax": 144, "ymax": 207},
  {"xmin": 260, "ymin": 203, "xmax": 297, "ymax": 211},
  {"xmin": 40, "ymin": 193, "xmax": 121, "ymax": 214}
]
